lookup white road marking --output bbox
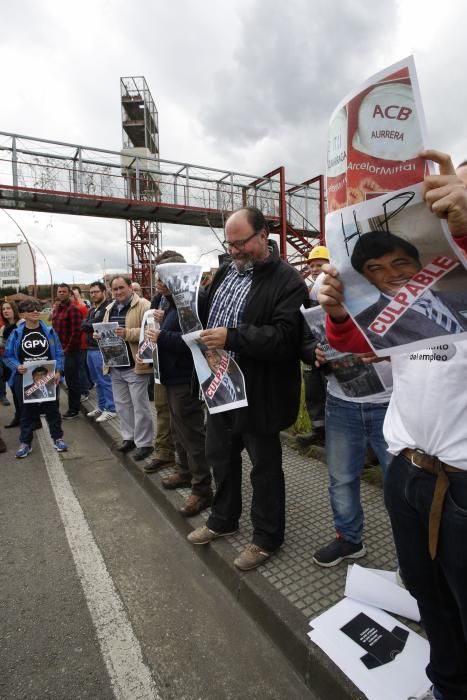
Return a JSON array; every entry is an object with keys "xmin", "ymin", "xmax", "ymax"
[{"xmin": 37, "ymin": 423, "xmax": 161, "ymax": 700}]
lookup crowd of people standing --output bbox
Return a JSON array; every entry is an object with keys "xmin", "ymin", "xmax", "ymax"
[{"xmin": 0, "ymin": 149, "xmax": 466, "ymax": 700}]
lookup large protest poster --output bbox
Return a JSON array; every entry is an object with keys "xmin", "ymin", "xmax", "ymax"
[
  {"xmin": 326, "ymin": 56, "xmax": 427, "ymax": 212},
  {"xmin": 156, "ymin": 262, "xmax": 248, "ymax": 413},
  {"xmin": 23, "ymin": 360, "xmax": 57, "ymax": 403},
  {"xmin": 93, "ymin": 322, "xmax": 130, "ymax": 367},
  {"xmin": 183, "ymin": 330, "xmax": 248, "ymax": 414},
  {"xmin": 325, "ymin": 58, "xmax": 467, "ymax": 355},
  {"xmin": 301, "ymin": 306, "xmax": 391, "ymax": 397}
]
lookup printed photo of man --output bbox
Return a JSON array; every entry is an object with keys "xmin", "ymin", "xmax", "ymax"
[
  {"xmin": 201, "ymin": 348, "xmax": 246, "ymax": 409},
  {"xmin": 351, "ymin": 230, "xmax": 467, "ymax": 349},
  {"xmin": 23, "ymin": 365, "xmax": 56, "ymax": 402}
]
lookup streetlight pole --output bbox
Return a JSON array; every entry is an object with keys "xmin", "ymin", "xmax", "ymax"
[{"xmin": 1, "ymin": 209, "xmax": 37, "ymax": 297}]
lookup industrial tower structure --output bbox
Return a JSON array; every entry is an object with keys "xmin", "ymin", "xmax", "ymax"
[{"xmin": 120, "ymin": 76, "xmax": 161, "ymax": 296}]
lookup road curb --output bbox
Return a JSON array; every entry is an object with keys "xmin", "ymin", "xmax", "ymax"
[{"xmin": 82, "ymin": 403, "xmax": 363, "ymax": 699}]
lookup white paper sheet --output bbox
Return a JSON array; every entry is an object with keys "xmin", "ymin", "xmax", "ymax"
[
  {"xmin": 308, "ymin": 599, "xmax": 430, "ymax": 700},
  {"xmin": 345, "ymin": 564, "xmax": 420, "ymax": 621}
]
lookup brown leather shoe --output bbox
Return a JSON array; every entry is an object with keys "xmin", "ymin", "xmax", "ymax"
[
  {"xmin": 234, "ymin": 543, "xmax": 272, "ymax": 571},
  {"xmin": 161, "ymin": 473, "xmax": 192, "ymax": 490},
  {"xmin": 179, "ymin": 493, "xmax": 213, "ymax": 517},
  {"xmin": 143, "ymin": 457, "xmax": 174, "ymax": 474},
  {"xmin": 0, "ymin": 437, "xmax": 6, "ymax": 453}
]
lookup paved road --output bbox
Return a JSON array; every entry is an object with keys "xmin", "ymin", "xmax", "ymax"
[{"xmin": 0, "ymin": 405, "xmax": 317, "ymax": 700}]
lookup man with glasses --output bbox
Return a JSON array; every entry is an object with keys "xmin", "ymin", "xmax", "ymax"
[
  {"xmin": 4, "ymin": 300, "xmax": 68, "ymax": 458},
  {"xmin": 81, "ymin": 281, "xmax": 116, "ymax": 423},
  {"xmin": 187, "ymin": 206, "xmax": 308, "ymax": 570}
]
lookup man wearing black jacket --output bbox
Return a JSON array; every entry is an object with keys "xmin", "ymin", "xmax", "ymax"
[
  {"xmin": 187, "ymin": 206, "xmax": 309, "ymax": 570},
  {"xmin": 81, "ymin": 281, "xmax": 116, "ymax": 422}
]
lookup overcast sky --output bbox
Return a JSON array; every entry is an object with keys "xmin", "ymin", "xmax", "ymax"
[{"xmin": 1, "ymin": 0, "xmax": 466, "ymax": 284}]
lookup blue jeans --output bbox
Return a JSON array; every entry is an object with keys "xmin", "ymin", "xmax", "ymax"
[
  {"xmin": 325, "ymin": 394, "xmax": 390, "ymax": 543},
  {"xmin": 78, "ymin": 349, "xmax": 92, "ymax": 395},
  {"xmin": 385, "ymin": 453, "xmax": 467, "ymax": 700},
  {"xmin": 86, "ymin": 350, "xmax": 115, "ymax": 412}
]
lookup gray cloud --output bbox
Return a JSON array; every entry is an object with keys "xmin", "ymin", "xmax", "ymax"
[
  {"xmin": 201, "ymin": 0, "xmax": 398, "ymax": 149},
  {"xmin": 1, "ymin": 0, "xmax": 466, "ymax": 284}
]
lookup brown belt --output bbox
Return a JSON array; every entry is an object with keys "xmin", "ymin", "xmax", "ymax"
[{"xmin": 402, "ymin": 448, "xmax": 465, "ymax": 560}]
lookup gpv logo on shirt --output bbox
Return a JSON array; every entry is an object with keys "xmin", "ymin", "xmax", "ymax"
[{"xmin": 22, "ymin": 332, "xmax": 50, "ymax": 358}]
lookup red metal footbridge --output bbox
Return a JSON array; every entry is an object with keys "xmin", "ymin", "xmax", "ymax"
[{"xmin": 0, "ymin": 79, "xmax": 324, "ymax": 297}]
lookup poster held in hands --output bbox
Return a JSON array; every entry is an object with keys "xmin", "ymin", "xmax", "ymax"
[
  {"xmin": 301, "ymin": 305, "xmax": 390, "ymax": 397},
  {"xmin": 156, "ymin": 263, "xmax": 203, "ymax": 335},
  {"xmin": 23, "ymin": 360, "xmax": 57, "ymax": 403},
  {"xmin": 93, "ymin": 322, "xmax": 130, "ymax": 367},
  {"xmin": 157, "ymin": 262, "xmax": 248, "ymax": 412},
  {"xmin": 183, "ymin": 330, "xmax": 248, "ymax": 414},
  {"xmin": 325, "ymin": 57, "xmax": 467, "ymax": 356},
  {"xmin": 137, "ymin": 310, "xmax": 159, "ymax": 363}
]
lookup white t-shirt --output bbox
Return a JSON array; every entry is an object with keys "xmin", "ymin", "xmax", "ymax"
[{"xmin": 384, "ymin": 341, "xmax": 467, "ymax": 470}]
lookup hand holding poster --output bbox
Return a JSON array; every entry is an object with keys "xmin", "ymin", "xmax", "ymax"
[
  {"xmin": 23, "ymin": 360, "xmax": 57, "ymax": 403},
  {"xmin": 325, "ymin": 57, "xmax": 467, "ymax": 355},
  {"xmin": 93, "ymin": 322, "xmax": 130, "ymax": 367},
  {"xmin": 183, "ymin": 330, "xmax": 248, "ymax": 414}
]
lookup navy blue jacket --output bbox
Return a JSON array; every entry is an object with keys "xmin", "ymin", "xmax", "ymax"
[{"xmin": 157, "ymin": 297, "xmax": 193, "ymax": 385}]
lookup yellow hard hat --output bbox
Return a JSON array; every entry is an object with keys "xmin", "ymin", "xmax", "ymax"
[{"xmin": 308, "ymin": 245, "xmax": 329, "ymax": 262}]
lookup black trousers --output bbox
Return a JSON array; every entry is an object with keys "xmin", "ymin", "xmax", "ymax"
[
  {"xmin": 303, "ymin": 364, "xmax": 326, "ymax": 429},
  {"xmin": 165, "ymin": 383, "xmax": 212, "ymax": 496},
  {"xmin": 206, "ymin": 412, "xmax": 285, "ymax": 552},
  {"xmin": 65, "ymin": 351, "xmax": 81, "ymax": 413}
]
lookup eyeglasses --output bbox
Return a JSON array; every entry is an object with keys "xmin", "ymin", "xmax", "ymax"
[
  {"xmin": 22, "ymin": 305, "xmax": 41, "ymax": 312},
  {"xmin": 221, "ymin": 230, "xmax": 261, "ymax": 252}
]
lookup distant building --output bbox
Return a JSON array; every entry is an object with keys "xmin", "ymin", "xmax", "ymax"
[{"xmin": 0, "ymin": 242, "xmax": 35, "ymax": 291}]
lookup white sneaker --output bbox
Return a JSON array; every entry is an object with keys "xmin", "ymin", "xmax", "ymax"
[
  {"xmin": 87, "ymin": 408, "xmax": 102, "ymax": 418},
  {"xmin": 96, "ymin": 410, "xmax": 117, "ymax": 423}
]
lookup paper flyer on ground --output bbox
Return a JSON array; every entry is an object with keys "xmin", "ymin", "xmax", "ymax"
[
  {"xmin": 345, "ymin": 564, "xmax": 420, "ymax": 622},
  {"xmin": 183, "ymin": 330, "xmax": 248, "ymax": 414},
  {"xmin": 93, "ymin": 322, "xmax": 130, "ymax": 367},
  {"xmin": 308, "ymin": 598, "xmax": 430, "ymax": 700},
  {"xmin": 137, "ymin": 309, "xmax": 159, "ymax": 364},
  {"xmin": 156, "ymin": 263, "xmax": 203, "ymax": 335},
  {"xmin": 301, "ymin": 305, "xmax": 391, "ymax": 397},
  {"xmin": 22, "ymin": 360, "xmax": 57, "ymax": 403},
  {"xmin": 325, "ymin": 57, "xmax": 467, "ymax": 355}
]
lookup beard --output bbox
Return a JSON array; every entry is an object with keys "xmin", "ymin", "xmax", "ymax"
[{"xmin": 231, "ymin": 254, "xmax": 254, "ymax": 273}]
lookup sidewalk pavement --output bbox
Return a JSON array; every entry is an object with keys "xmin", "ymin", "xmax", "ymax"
[{"xmin": 80, "ymin": 391, "xmax": 413, "ymax": 699}]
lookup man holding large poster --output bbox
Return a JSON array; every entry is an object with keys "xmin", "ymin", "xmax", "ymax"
[
  {"xmin": 187, "ymin": 206, "xmax": 308, "ymax": 571},
  {"xmin": 320, "ymin": 151, "xmax": 467, "ymax": 700}
]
